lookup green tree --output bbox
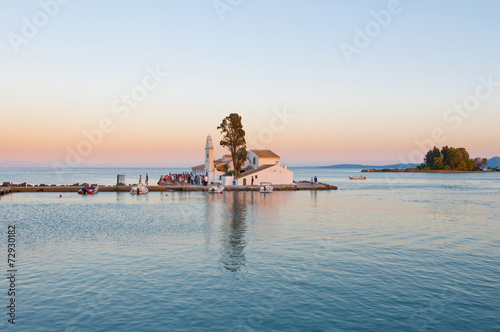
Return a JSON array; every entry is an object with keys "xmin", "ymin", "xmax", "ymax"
[
  {"xmin": 441, "ymin": 146, "xmax": 451, "ymax": 167},
  {"xmin": 447, "ymin": 148, "xmax": 462, "ymax": 170},
  {"xmin": 420, "ymin": 146, "xmax": 487, "ymax": 171},
  {"xmin": 458, "ymin": 148, "xmax": 470, "ymax": 162},
  {"xmin": 424, "ymin": 150, "xmax": 434, "ymax": 166},
  {"xmin": 482, "ymin": 158, "xmax": 488, "ymax": 168},
  {"xmin": 217, "ymin": 113, "xmax": 247, "ymax": 178},
  {"xmin": 456, "ymin": 160, "xmax": 467, "ymax": 171},
  {"xmin": 473, "ymin": 157, "xmax": 488, "ymax": 171},
  {"xmin": 465, "ymin": 158, "xmax": 475, "ymax": 171},
  {"xmin": 425, "ymin": 146, "xmax": 441, "ymax": 167},
  {"xmin": 434, "ymin": 157, "xmax": 445, "ymax": 170}
]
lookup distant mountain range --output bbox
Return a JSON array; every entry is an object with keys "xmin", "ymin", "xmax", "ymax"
[
  {"xmin": 321, "ymin": 156, "xmax": 500, "ymax": 169},
  {"xmin": 0, "ymin": 160, "xmax": 114, "ymax": 168},
  {"xmin": 486, "ymin": 156, "xmax": 500, "ymax": 168},
  {"xmin": 2, "ymin": 157, "xmax": 498, "ymax": 169},
  {"xmin": 0, "ymin": 160, "xmax": 49, "ymax": 167}
]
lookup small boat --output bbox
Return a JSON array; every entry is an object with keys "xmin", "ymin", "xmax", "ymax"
[
  {"xmin": 260, "ymin": 182, "xmax": 273, "ymax": 193},
  {"xmin": 208, "ymin": 182, "xmax": 224, "ymax": 193},
  {"xmin": 349, "ymin": 176, "xmax": 366, "ymax": 180},
  {"xmin": 130, "ymin": 183, "xmax": 149, "ymax": 195},
  {"xmin": 78, "ymin": 185, "xmax": 98, "ymax": 195}
]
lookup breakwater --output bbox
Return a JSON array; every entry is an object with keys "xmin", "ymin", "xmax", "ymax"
[
  {"xmin": 0, "ymin": 186, "xmax": 11, "ymax": 195},
  {"xmin": 4, "ymin": 181, "xmax": 337, "ymax": 193}
]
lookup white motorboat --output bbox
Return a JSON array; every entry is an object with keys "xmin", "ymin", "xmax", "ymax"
[
  {"xmin": 260, "ymin": 182, "xmax": 273, "ymax": 193},
  {"xmin": 349, "ymin": 176, "xmax": 366, "ymax": 180},
  {"xmin": 130, "ymin": 183, "xmax": 149, "ymax": 195},
  {"xmin": 208, "ymin": 182, "xmax": 224, "ymax": 193}
]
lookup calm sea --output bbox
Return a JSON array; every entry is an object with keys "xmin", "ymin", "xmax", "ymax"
[{"xmin": 1, "ymin": 167, "xmax": 499, "ymax": 331}]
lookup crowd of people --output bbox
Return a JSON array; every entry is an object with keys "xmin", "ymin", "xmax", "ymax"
[
  {"xmin": 137, "ymin": 173, "xmax": 318, "ymax": 187},
  {"xmin": 154, "ymin": 172, "xmax": 210, "ymax": 186}
]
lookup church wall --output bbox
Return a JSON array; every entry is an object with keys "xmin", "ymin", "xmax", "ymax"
[{"xmin": 236, "ymin": 164, "xmax": 293, "ymax": 185}]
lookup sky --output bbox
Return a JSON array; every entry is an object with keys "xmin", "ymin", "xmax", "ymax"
[{"xmin": 0, "ymin": 0, "xmax": 499, "ymax": 167}]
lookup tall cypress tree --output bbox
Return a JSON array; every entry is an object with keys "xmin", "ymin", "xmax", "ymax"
[{"xmin": 217, "ymin": 113, "xmax": 247, "ymax": 177}]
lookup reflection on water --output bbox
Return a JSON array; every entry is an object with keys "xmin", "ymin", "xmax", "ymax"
[
  {"xmin": 218, "ymin": 192, "xmax": 248, "ymax": 272},
  {"xmin": 1, "ymin": 171, "xmax": 499, "ymax": 331},
  {"xmin": 310, "ymin": 190, "xmax": 317, "ymax": 207}
]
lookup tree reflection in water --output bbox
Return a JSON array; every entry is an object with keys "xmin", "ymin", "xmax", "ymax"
[{"xmin": 219, "ymin": 192, "xmax": 248, "ymax": 273}]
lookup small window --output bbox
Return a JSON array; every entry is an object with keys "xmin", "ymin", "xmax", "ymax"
[
  {"xmin": 253, "ymin": 157, "xmax": 256, "ymax": 164},
  {"xmin": 255, "ymin": 175, "xmax": 258, "ymax": 179}
]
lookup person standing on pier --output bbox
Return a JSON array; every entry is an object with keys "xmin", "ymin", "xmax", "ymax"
[
  {"xmin": 314, "ymin": 176, "xmax": 317, "ymax": 184},
  {"xmin": 145, "ymin": 174, "xmax": 149, "ymax": 185},
  {"xmin": 139, "ymin": 175, "xmax": 142, "ymax": 183}
]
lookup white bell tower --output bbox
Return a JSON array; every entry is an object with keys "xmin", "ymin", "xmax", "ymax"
[{"xmin": 205, "ymin": 135, "xmax": 214, "ymax": 174}]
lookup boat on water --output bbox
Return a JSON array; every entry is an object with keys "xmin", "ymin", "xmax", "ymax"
[
  {"xmin": 349, "ymin": 176, "xmax": 366, "ymax": 180},
  {"xmin": 260, "ymin": 182, "xmax": 273, "ymax": 193},
  {"xmin": 130, "ymin": 183, "xmax": 149, "ymax": 195},
  {"xmin": 78, "ymin": 185, "xmax": 98, "ymax": 195},
  {"xmin": 208, "ymin": 182, "xmax": 224, "ymax": 193}
]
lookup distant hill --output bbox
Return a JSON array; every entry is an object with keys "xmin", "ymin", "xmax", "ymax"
[
  {"xmin": 0, "ymin": 160, "xmax": 48, "ymax": 167},
  {"xmin": 0, "ymin": 160, "xmax": 115, "ymax": 168},
  {"xmin": 486, "ymin": 156, "xmax": 500, "ymax": 168},
  {"xmin": 320, "ymin": 157, "xmax": 500, "ymax": 170},
  {"xmin": 320, "ymin": 163, "xmax": 419, "ymax": 169}
]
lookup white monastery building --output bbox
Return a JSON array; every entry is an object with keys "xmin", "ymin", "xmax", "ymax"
[{"xmin": 192, "ymin": 135, "xmax": 294, "ymax": 185}]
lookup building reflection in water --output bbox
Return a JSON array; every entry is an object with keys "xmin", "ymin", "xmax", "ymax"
[
  {"xmin": 203, "ymin": 190, "xmax": 286, "ymax": 274},
  {"xmin": 218, "ymin": 192, "xmax": 248, "ymax": 273}
]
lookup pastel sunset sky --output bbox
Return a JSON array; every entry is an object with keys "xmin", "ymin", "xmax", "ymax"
[{"xmin": 1, "ymin": 1, "xmax": 499, "ymax": 167}]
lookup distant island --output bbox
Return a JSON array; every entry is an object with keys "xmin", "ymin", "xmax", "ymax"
[{"xmin": 361, "ymin": 147, "xmax": 498, "ymax": 173}]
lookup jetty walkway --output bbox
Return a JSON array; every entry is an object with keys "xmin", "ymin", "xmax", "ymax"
[
  {"xmin": 0, "ymin": 186, "xmax": 11, "ymax": 195},
  {"xmin": 5, "ymin": 182, "xmax": 336, "ymax": 193}
]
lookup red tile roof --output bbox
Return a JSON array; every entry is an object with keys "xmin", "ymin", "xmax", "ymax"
[{"xmin": 250, "ymin": 150, "xmax": 280, "ymax": 158}]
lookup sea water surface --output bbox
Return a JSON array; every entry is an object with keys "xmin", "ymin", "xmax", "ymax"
[{"xmin": 0, "ymin": 168, "xmax": 499, "ymax": 331}]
